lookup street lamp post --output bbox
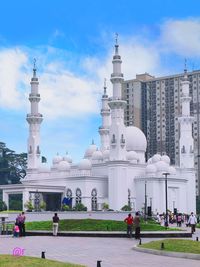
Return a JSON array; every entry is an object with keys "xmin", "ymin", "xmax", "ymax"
[
  {"xmin": 163, "ymin": 172, "xmax": 170, "ymax": 227},
  {"xmin": 144, "ymin": 180, "xmax": 147, "ymax": 220}
]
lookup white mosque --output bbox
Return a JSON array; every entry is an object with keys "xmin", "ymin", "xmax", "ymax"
[{"xmin": 1, "ymin": 40, "xmax": 196, "ymax": 214}]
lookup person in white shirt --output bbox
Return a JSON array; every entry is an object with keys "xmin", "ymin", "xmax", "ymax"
[{"xmin": 188, "ymin": 212, "xmax": 197, "ymax": 234}]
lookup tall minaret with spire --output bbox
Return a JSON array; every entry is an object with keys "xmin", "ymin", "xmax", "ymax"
[
  {"xmin": 26, "ymin": 59, "xmax": 43, "ymax": 169},
  {"xmin": 178, "ymin": 63, "xmax": 194, "ymax": 168},
  {"xmin": 99, "ymin": 79, "xmax": 111, "ymax": 152},
  {"xmin": 108, "ymin": 34, "xmax": 126, "ymax": 160}
]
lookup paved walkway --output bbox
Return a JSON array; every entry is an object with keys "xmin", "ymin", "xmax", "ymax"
[
  {"xmin": 1, "ymin": 213, "xmax": 199, "ymax": 266},
  {"xmin": 0, "ymin": 234, "xmax": 200, "ymax": 267}
]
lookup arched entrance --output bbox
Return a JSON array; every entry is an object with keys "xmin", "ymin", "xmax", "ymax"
[
  {"xmin": 75, "ymin": 188, "xmax": 82, "ymax": 205},
  {"xmin": 91, "ymin": 188, "xmax": 97, "ymax": 211}
]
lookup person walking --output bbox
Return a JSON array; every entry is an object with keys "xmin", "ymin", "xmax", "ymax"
[
  {"xmin": 52, "ymin": 213, "xmax": 60, "ymax": 236},
  {"xmin": 188, "ymin": 212, "xmax": 197, "ymax": 234},
  {"xmin": 134, "ymin": 212, "xmax": 140, "ymax": 239},
  {"xmin": 19, "ymin": 212, "xmax": 26, "ymax": 237},
  {"xmin": 177, "ymin": 213, "xmax": 182, "ymax": 227},
  {"xmin": 124, "ymin": 213, "xmax": 134, "ymax": 238}
]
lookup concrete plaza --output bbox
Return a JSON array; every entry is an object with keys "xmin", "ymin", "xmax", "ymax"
[
  {"xmin": 0, "ymin": 235, "xmax": 200, "ymax": 267},
  {"xmin": 1, "ymin": 212, "xmax": 200, "ymax": 266}
]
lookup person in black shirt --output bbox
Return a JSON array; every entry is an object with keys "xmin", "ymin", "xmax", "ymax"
[{"xmin": 52, "ymin": 213, "xmax": 59, "ymax": 236}]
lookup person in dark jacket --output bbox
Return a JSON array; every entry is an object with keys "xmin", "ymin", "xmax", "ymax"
[
  {"xmin": 52, "ymin": 213, "xmax": 60, "ymax": 236},
  {"xmin": 134, "ymin": 212, "xmax": 140, "ymax": 239}
]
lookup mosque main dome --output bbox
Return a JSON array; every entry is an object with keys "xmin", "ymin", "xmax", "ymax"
[{"xmin": 126, "ymin": 126, "xmax": 147, "ymax": 152}]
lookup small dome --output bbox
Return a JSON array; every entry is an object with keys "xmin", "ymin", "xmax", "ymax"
[
  {"xmin": 161, "ymin": 155, "xmax": 170, "ymax": 164},
  {"xmin": 39, "ymin": 163, "xmax": 50, "ymax": 172},
  {"xmin": 152, "ymin": 154, "xmax": 161, "ymax": 163},
  {"xmin": 84, "ymin": 142, "xmax": 97, "ymax": 158},
  {"xmin": 92, "ymin": 150, "xmax": 103, "ymax": 160},
  {"xmin": 52, "ymin": 154, "xmax": 62, "ymax": 164},
  {"xmin": 126, "ymin": 151, "xmax": 138, "ymax": 161},
  {"xmin": 126, "ymin": 126, "xmax": 147, "ymax": 152},
  {"xmin": 78, "ymin": 159, "xmax": 92, "ymax": 170},
  {"xmin": 146, "ymin": 164, "xmax": 157, "ymax": 173},
  {"xmin": 155, "ymin": 161, "xmax": 169, "ymax": 172},
  {"xmin": 168, "ymin": 166, "xmax": 176, "ymax": 175},
  {"xmin": 58, "ymin": 160, "xmax": 70, "ymax": 171},
  {"xmin": 63, "ymin": 154, "xmax": 72, "ymax": 163},
  {"xmin": 103, "ymin": 149, "xmax": 110, "ymax": 160}
]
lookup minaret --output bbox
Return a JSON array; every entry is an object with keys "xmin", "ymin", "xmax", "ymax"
[
  {"xmin": 178, "ymin": 64, "xmax": 194, "ymax": 168},
  {"xmin": 108, "ymin": 34, "xmax": 126, "ymax": 160},
  {"xmin": 26, "ymin": 59, "xmax": 43, "ymax": 169},
  {"xmin": 98, "ymin": 79, "xmax": 111, "ymax": 151}
]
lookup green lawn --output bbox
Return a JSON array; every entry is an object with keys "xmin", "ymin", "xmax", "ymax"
[
  {"xmin": 0, "ymin": 210, "xmax": 22, "ymax": 213},
  {"xmin": 0, "ymin": 255, "xmax": 84, "ymax": 267},
  {"xmin": 140, "ymin": 239, "xmax": 200, "ymax": 254},
  {"xmin": 26, "ymin": 219, "xmax": 177, "ymax": 231}
]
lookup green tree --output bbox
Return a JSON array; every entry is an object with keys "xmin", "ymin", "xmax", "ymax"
[{"xmin": 0, "ymin": 141, "xmax": 27, "ymax": 185}]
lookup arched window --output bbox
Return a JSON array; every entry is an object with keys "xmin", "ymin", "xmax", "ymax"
[
  {"xmin": 76, "ymin": 188, "xmax": 82, "ymax": 205},
  {"xmin": 66, "ymin": 188, "xmax": 73, "ymax": 208},
  {"xmin": 128, "ymin": 189, "xmax": 131, "ymax": 208},
  {"xmin": 91, "ymin": 188, "xmax": 97, "ymax": 211},
  {"xmin": 66, "ymin": 189, "xmax": 72, "ymax": 198}
]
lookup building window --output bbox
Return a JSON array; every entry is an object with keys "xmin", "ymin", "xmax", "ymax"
[
  {"xmin": 75, "ymin": 188, "xmax": 82, "ymax": 205},
  {"xmin": 66, "ymin": 189, "xmax": 72, "ymax": 198},
  {"xmin": 91, "ymin": 188, "xmax": 97, "ymax": 211}
]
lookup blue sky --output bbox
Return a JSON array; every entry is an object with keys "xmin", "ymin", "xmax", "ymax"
[{"xmin": 1, "ymin": 0, "xmax": 200, "ymax": 164}]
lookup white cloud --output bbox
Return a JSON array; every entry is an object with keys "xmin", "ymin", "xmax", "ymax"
[
  {"xmin": 160, "ymin": 18, "xmax": 200, "ymax": 57},
  {"xmin": 40, "ymin": 67, "xmax": 99, "ymax": 119},
  {"xmin": 82, "ymin": 37, "xmax": 161, "ymax": 90},
  {"xmin": 0, "ymin": 48, "xmax": 28, "ymax": 109},
  {"xmin": 5, "ymin": 19, "xmax": 200, "ymax": 120}
]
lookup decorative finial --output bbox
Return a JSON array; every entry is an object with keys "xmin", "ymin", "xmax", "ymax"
[
  {"xmin": 104, "ymin": 78, "xmax": 107, "ymax": 95},
  {"xmin": 184, "ymin": 58, "xmax": 187, "ymax": 73},
  {"xmin": 33, "ymin": 58, "xmax": 37, "ymax": 77},
  {"xmin": 115, "ymin": 33, "xmax": 118, "ymax": 45},
  {"xmin": 114, "ymin": 33, "xmax": 119, "ymax": 55}
]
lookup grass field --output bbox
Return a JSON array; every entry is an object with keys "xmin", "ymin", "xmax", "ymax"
[
  {"xmin": 26, "ymin": 219, "xmax": 177, "ymax": 231},
  {"xmin": 0, "ymin": 210, "xmax": 22, "ymax": 213},
  {"xmin": 140, "ymin": 239, "xmax": 200, "ymax": 254},
  {"xmin": 0, "ymin": 255, "xmax": 84, "ymax": 267}
]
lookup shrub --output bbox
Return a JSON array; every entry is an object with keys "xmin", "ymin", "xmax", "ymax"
[
  {"xmin": 24, "ymin": 201, "xmax": 34, "ymax": 211},
  {"xmin": 121, "ymin": 205, "xmax": 131, "ymax": 211},
  {"xmin": 73, "ymin": 203, "xmax": 87, "ymax": 211},
  {"xmin": 102, "ymin": 203, "xmax": 109, "ymax": 210},
  {"xmin": 62, "ymin": 204, "xmax": 70, "ymax": 211},
  {"xmin": 39, "ymin": 201, "xmax": 46, "ymax": 211}
]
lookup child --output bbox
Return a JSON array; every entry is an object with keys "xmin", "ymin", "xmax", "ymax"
[{"xmin": 13, "ymin": 223, "xmax": 20, "ymax": 237}]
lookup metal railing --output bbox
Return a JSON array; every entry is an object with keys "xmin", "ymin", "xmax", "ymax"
[{"xmin": 0, "ymin": 221, "xmax": 15, "ymax": 235}]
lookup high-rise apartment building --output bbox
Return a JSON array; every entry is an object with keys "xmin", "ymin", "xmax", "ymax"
[{"xmin": 122, "ymin": 70, "xmax": 200, "ymax": 195}]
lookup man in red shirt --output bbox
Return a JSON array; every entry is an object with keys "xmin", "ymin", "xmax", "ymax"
[{"xmin": 124, "ymin": 213, "xmax": 134, "ymax": 238}]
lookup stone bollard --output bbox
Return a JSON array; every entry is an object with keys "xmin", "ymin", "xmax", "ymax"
[
  {"xmin": 41, "ymin": 251, "xmax": 46, "ymax": 259},
  {"xmin": 161, "ymin": 242, "xmax": 165, "ymax": 249},
  {"xmin": 97, "ymin": 260, "xmax": 102, "ymax": 267},
  {"xmin": 196, "ymin": 237, "xmax": 199, "ymax": 242},
  {"xmin": 139, "ymin": 238, "xmax": 142, "ymax": 245}
]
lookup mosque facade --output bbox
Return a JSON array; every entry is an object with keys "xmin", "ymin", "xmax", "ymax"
[{"xmin": 1, "ymin": 41, "xmax": 196, "ymax": 214}]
